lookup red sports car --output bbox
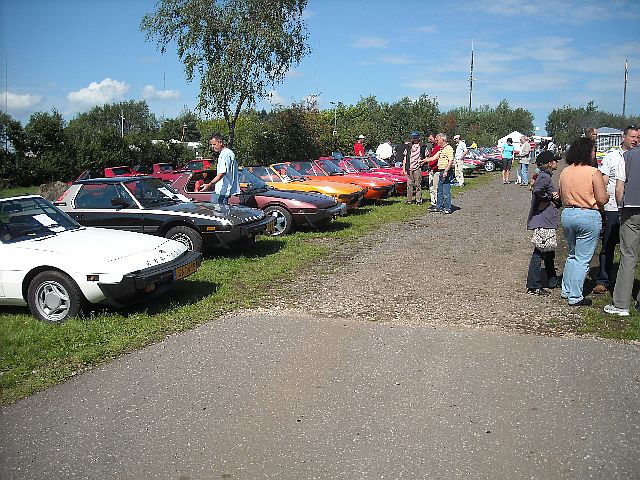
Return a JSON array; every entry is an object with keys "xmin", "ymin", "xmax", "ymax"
[
  {"xmin": 171, "ymin": 169, "xmax": 346, "ymax": 236},
  {"xmin": 327, "ymin": 156, "xmax": 407, "ymax": 195}
]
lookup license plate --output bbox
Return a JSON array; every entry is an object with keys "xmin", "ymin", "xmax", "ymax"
[
  {"xmin": 175, "ymin": 260, "xmax": 198, "ymax": 280},
  {"xmin": 265, "ymin": 220, "xmax": 276, "ymax": 234}
]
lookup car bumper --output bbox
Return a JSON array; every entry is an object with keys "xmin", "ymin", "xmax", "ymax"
[
  {"xmin": 296, "ymin": 203, "xmax": 347, "ymax": 227},
  {"xmin": 99, "ymin": 250, "xmax": 202, "ymax": 308},
  {"xmin": 211, "ymin": 216, "xmax": 276, "ymax": 246}
]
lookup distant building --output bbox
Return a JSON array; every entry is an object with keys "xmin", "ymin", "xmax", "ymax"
[{"xmin": 593, "ymin": 127, "xmax": 623, "ymax": 152}]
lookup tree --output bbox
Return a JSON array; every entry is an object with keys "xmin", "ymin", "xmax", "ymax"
[
  {"xmin": 0, "ymin": 113, "xmax": 27, "ymax": 186},
  {"xmin": 141, "ymin": 0, "xmax": 310, "ymax": 148},
  {"xmin": 24, "ymin": 110, "xmax": 73, "ymax": 183}
]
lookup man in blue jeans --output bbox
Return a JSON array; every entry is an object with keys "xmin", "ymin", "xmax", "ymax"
[{"xmin": 200, "ymin": 133, "xmax": 240, "ymax": 204}]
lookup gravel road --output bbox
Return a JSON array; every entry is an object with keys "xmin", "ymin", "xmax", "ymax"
[{"xmin": 256, "ymin": 171, "xmax": 586, "ymax": 336}]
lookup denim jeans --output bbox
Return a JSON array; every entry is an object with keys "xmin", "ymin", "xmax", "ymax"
[
  {"xmin": 210, "ymin": 193, "xmax": 230, "ymax": 204},
  {"xmin": 436, "ymin": 170, "xmax": 453, "ymax": 212},
  {"xmin": 520, "ymin": 163, "xmax": 529, "ymax": 184},
  {"xmin": 526, "ymin": 248, "xmax": 557, "ymax": 290},
  {"xmin": 612, "ymin": 208, "xmax": 640, "ymax": 309},
  {"xmin": 561, "ymin": 208, "xmax": 602, "ymax": 304},
  {"xmin": 595, "ymin": 210, "xmax": 620, "ymax": 288}
]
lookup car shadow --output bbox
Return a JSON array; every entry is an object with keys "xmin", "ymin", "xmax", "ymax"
[{"xmin": 209, "ymin": 236, "xmax": 286, "ymax": 259}]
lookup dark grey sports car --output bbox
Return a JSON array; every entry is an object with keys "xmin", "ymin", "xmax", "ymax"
[{"xmin": 55, "ymin": 176, "xmax": 275, "ymax": 252}]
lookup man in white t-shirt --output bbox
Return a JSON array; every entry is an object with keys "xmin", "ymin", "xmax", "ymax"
[
  {"xmin": 453, "ymin": 134, "xmax": 467, "ymax": 187},
  {"xmin": 375, "ymin": 139, "xmax": 393, "ymax": 161},
  {"xmin": 201, "ymin": 133, "xmax": 240, "ymax": 204},
  {"xmin": 593, "ymin": 125, "xmax": 639, "ymax": 294}
]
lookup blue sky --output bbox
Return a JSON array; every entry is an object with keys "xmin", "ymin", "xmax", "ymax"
[{"xmin": 1, "ymin": 0, "xmax": 638, "ymax": 135}]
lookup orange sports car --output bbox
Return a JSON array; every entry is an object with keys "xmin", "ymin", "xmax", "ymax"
[
  {"xmin": 288, "ymin": 160, "xmax": 394, "ymax": 202},
  {"xmin": 247, "ymin": 164, "xmax": 365, "ymax": 210}
]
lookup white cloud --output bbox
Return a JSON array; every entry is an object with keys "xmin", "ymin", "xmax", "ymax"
[
  {"xmin": 67, "ymin": 78, "xmax": 129, "ymax": 106},
  {"xmin": 141, "ymin": 85, "xmax": 181, "ymax": 101},
  {"xmin": 301, "ymin": 9, "xmax": 315, "ymax": 19},
  {"xmin": 267, "ymin": 90, "xmax": 285, "ymax": 106},
  {"xmin": 4, "ymin": 91, "xmax": 43, "ymax": 111},
  {"xmin": 285, "ymin": 68, "xmax": 304, "ymax": 79},
  {"xmin": 351, "ymin": 36, "xmax": 389, "ymax": 49}
]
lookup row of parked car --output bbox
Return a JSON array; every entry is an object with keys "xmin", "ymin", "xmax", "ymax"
[{"xmin": 0, "ymin": 151, "xmax": 493, "ymax": 323}]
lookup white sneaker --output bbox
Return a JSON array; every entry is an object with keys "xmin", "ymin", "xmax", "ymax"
[{"xmin": 604, "ymin": 304, "xmax": 630, "ymax": 316}]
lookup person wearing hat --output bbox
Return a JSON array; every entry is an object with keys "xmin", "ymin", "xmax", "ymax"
[
  {"xmin": 354, "ymin": 135, "xmax": 366, "ymax": 157},
  {"xmin": 501, "ymin": 138, "xmax": 515, "ymax": 184},
  {"xmin": 525, "ymin": 151, "xmax": 560, "ymax": 295},
  {"xmin": 402, "ymin": 131, "xmax": 426, "ymax": 204},
  {"xmin": 453, "ymin": 134, "xmax": 467, "ymax": 187}
]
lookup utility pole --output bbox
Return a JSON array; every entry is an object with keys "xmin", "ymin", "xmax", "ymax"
[
  {"xmin": 623, "ymin": 58, "xmax": 628, "ymax": 117},
  {"xmin": 469, "ymin": 40, "xmax": 474, "ymax": 111},
  {"xmin": 119, "ymin": 109, "xmax": 125, "ymax": 138}
]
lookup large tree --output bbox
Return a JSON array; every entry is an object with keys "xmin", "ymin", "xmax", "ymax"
[{"xmin": 141, "ymin": 0, "xmax": 310, "ymax": 148}]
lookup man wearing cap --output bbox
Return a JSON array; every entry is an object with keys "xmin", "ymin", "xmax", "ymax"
[
  {"xmin": 594, "ymin": 125, "xmax": 639, "ymax": 295},
  {"xmin": 402, "ymin": 131, "xmax": 426, "ymax": 205},
  {"xmin": 354, "ymin": 135, "xmax": 366, "ymax": 157},
  {"xmin": 453, "ymin": 134, "xmax": 467, "ymax": 187}
]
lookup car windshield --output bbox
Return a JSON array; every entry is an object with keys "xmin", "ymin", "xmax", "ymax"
[
  {"xmin": 125, "ymin": 177, "xmax": 185, "ymax": 208},
  {"xmin": 317, "ymin": 160, "xmax": 344, "ymax": 175},
  {"xmin": 290, "ymin": 162, "xmax": 323, "ymax": 176},
  {"xmin": 0, "ymin": 196, "xmax": 82, "ymax": 243},
  {"xmin": 239, "ymin": 169, "xmax": 269, "ymax": 192},
  {"xmin": 110, "ymin": 166, "xmax": 134, "ymax": 176},
  {"xmin": 271, "ymin": 164, "xmax": 306, "ymax": 181},
  {"xmin": 371, "ymin": 156, "xmax": 391, "ymax": 168},
  {"xmin": 246, "ymin": 166, "xmax": 281, "ymax": 183},
  {"xmin": 361, "ymin": 157, "xmax": 379, "ymax": 169},
  {"xmin": 347, "ymin": 158, "xmax": 370, "ymax": 171}
]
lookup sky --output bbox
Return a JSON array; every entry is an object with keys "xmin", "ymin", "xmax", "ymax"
[{"xmin": 1, "ymin": 0, "xmax": 639, "ymax": 136}]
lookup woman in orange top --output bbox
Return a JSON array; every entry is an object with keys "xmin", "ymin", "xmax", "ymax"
[{"xmin": 558, "ymin": 137, "xmax": 608, "ymax": 306}]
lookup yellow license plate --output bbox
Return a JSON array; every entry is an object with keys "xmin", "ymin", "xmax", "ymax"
[
  {"xmin": 265, "ymin": 220, "xmax": 276, "ymax": 234},
  {"xmin": 175, "ymin": 260, "xmax": 197, "ymax": 280}
]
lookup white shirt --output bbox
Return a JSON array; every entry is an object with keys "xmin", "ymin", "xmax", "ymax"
[
  {"xmin": 375, "ymin": 142, "xmax": 393, "ymax": 160},
  {"xmin": 215, "ymin": 147, "xmax": 240, "ymax": 196},
  {"xmin": 600, "ymin": 147, "xmax": 624, "ymax": 211},
  {"xmin": 454, "ymin": 141, "xmax": 467, "ymax": 160}
]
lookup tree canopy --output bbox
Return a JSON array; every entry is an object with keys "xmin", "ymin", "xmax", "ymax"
[{"xmin": 141, "ymin": 0, "xmax": 310, "ymax": 148}]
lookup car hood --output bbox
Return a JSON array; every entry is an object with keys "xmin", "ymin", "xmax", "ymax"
[
  {"xmin": 247, "ymin": 187, "xmax": 337, "ymax": 208},
  {"xmin": 158, "ymin": 201, "xmax": 266, "ymax": 224},
  {"xmin": 9, "ymin": 227, "xmax": 187, "ymax": 271}
]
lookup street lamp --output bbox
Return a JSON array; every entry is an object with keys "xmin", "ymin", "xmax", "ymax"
[{"xmin": 181, "ymin": 123, "xmax": 187, "ymax": 142}]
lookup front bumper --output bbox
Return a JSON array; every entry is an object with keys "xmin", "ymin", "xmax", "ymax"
[
  {"xmin": 296, "ymin": 203, "xmax": 347, "ymax": 227},
  {"xmin": 211, "ymin": 215, "xmax": 276, "ymax": 246},
  {"xmin": 99, "ymin": 250, "xmax": 202, "ymax": 308}
]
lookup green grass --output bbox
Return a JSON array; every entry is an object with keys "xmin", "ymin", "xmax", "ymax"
[{"xmin": 1, "ymin": 185, "xmax": 39, "ymax": 198}]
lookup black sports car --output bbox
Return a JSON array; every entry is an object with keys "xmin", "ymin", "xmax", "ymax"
[{"xmin": 55, "ymin": 176, "xmax": 275, "ymax": 252}]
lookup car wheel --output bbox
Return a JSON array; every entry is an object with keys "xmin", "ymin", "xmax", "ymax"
[
  {"xmin": 27, "ymin": 271, "xmax": 84, "ymax": 323},
  {"xmin": 484, "ymin": 160, "xmax": 496, "ymax": 172},
  {"xmin": 166, "ymin": 225, "xmax": 204, "ymax": 252},
  {"xmin": 264, "ymin": 205, "xmax": 293, "ymax": 236}
]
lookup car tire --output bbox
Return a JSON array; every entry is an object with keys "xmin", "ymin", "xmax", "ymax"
[
  {"xmin": 166, "ymin": 225, "xmax": 204, "ymax": 252},
  {"xmin": 484, "ymin": 160, "xmax": 496, "ymax": 172},
  {"xmin": 27, "ymin": 270, "xmax": 84, "ymax": 323},
  {"xmin": 264, "ymin": 205, "xmax": 293, "ymax": 236}
]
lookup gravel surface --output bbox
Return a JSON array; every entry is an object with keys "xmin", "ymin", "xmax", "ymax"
[{"xmin": 256, "ymin": 171, "xmax": 588, "ymax": 336}]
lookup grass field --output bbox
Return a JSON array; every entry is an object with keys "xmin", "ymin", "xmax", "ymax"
[{"xmin": 1, "ymin": 172, "xmax": 638, "ymax": 406}]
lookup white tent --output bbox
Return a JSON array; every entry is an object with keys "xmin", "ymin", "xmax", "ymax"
[{"xmin": 497, "ymin": 131, "xmax": 527, "ymax": 147}]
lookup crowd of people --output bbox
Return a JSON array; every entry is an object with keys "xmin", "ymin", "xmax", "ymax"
[
  {"xmin": 355, "ymin": 125, "xmax": 640, "ymax": 315},
  {"xmin": 525, "ymin": 125, "xmax": 640, "ymax": 313}
]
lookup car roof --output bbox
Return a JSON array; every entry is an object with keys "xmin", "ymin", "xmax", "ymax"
[{"xmin": 75, "ymin": 176, "xmax": 155, "ymax": 184}]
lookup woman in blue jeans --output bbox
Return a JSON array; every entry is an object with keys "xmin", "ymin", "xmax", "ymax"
[{"xmin": 558, "ymin": 137, "xmax": 608, "ymax": 306}]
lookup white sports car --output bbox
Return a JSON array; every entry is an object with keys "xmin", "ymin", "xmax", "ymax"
[{"xmin": 0, "ymin": 195, "xmax": 201, "ymax": 322}]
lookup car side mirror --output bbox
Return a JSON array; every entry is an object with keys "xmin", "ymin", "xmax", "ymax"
[{"xmin": 111, "ymin": 198, "xmax": 129, "ymax": 208}]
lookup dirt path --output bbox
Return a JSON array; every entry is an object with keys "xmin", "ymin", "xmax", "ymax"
[{"xmin": 257, "ymin": 171, "xmax": 585, "ymax": 335}]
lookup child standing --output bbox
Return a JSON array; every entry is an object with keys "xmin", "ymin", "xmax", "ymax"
[{"xmin": 526, "ymin": 151, "xmax": 560, "ymax": 295}]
